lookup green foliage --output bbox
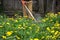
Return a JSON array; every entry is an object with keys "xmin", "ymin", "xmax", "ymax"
[{"xmin": 0, "ymin": 12, "xmax": 60, "ymax": 40}]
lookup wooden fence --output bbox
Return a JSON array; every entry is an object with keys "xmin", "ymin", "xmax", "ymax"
[
  {"xmin": 0, "ymin": 0, "xmax": 60, "ymax": 17},
  {"xmin": 3, "ymin": 0, "xmax": 22, "ymax": 11}
]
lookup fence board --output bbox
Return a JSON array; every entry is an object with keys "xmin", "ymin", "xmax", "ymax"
[{"xmin": 3, "ymin": 0, "xmax": 22, "ymax": 11}]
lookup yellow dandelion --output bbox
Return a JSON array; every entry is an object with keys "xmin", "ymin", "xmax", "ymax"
[
  {"xmin": 50, "ymin": 13, "xmax": 55, "ymax": 17},
  {"xmin": 55, "ymin": 31, "xmax": 59, "ymax": 35},
  {"xmin": 45, "ymin": 18, "xmax": 49, "ymax": 20},
  {"xmin": 18, "ymin": 27, "xmax": 21, "ymax": 29},
  {"xmin": 6, "ymin": 31, "xmax": 13, "ymax": 36},
  {"xmin": 42, "ymin": 19, "xmax": 46, "ymax": 22},
  {"xmin": 49, "ymin": 35, "xmax": 52, "ymax": 37},
  {"xmin": 58, "ymin": 12, "xmax": 60, "ymax": 15},
  {"xmin": 15, "ymin": 20, "xmax": 18, "ymax": 22},
  {"xmin": 9, "ymin": 18, "xmax": 14, "ymax": 20},
  {"xmin": 29, "ymin": 27, "xmax": 32, "ymax": 29},
  {"xmin": 54, "ymin": 23, "xmax": 60, "ymax": 27},
  {"xmin": 18, "ymin": 25, "xmax": 21, "ymax": 26},
  {"xmin": 41, "ymin": 36, "xmax": 44, "ymax": 39},
  {"xmin": 51, "ymin": 30, "xmax": 55, "ymax": 33},
  {"xmin": 46, "ymin": 27, "xmax": 50, "ymax": 31},
  {"xmin": 34, "ymin": 38, "xmax": 39, "ymax": 40},
  {"xmin": 2, "ymin": 36, "xmax": 6, "ymax": 39},
  {"xmin": 55, "ymin": 14, "xmax": 57, "ymax": 17},
  {"xmin": 46, "ymin": 36, "xmax": 50, "ymax": 38},
  {"xmin": 32, "ymin": 24, "xmax": 36, "ymax": 26},
  {"xmin": 30, "ymin": 38, "xmax": 33, "ymax": 40},
  {"xmin": 6, "ymin": 22, "xmax": 10, "ymax": 25},
  {"xmin": 52, "ymin": 36, "xmax": 56, "ymax": 39},
  {"xmin": 0, "ymin": 26, "xmax": 3, "ymax": 28},
  {"xmin": 16, "ymin": 35, "xmax": 20, "ymax": 39}
]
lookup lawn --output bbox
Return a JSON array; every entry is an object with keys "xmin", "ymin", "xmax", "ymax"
[{"xmin": 0, "ymin": 12, "xmax": 60, "ymax": 40}]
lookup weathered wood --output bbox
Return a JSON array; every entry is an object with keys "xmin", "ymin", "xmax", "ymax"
[
  {"xmin": 3, "ymin": 0, "xmax": 22, "ymax": 11},
  {"xmin": 1, "ymin": 0, "xmax": 60, "ymax": 17},
  {"xmin": 46, "ymin": 0, "xmax": 56, "ymax": 13},
  {"xmin": 52, "ymin": 0, "xmax": 56, "ymax": 12},
  {"xmin": 3, "ymin": 0, "xmax": 23, "ymax": 16},
  {"xmin": 38, "ymin": 0, "xmax": 44, "ymax": 17},
  {"xmin": 56, "ymin": 0, "xmax": 60, "ymax": 12},
  {"xmin": 32, "ymin": 0, "xmax": 39, "ymax": 12}
]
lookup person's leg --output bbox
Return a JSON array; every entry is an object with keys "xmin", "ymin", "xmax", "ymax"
[
  {"xmin": 27, "ymin": 1, "xmax": 32, "ymax": 18},
  {"xmin": 23, "ymin": 5, "xmax": 27, "ymax": 17}
]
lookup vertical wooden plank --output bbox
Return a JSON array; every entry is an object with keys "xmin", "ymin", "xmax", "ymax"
[
  {"xmin": 46, "ymin": 0, "xmax": 52, "ymax": 12},
  {"xmin": 14, "ymin": 0, "xmax": 17, "ymax": 10},
  {"xmin": 44, "ymin": 0, "xmax": 47, "ymax": 13},
  {"xmin": 38, "ymin": 0, "xmax": 44, "ymax": 17},
  {"xmin": 18, "ymin": 0, "xmax": 23, "ymax": 10},
  {"xmin": 3, "ymin": 0, "xmax": 22, "ymax": 11},
  {"xmin": 14, "ymin": 0, "xmax": 22, "ymax": 10},
  {"xmin": 0, "ymin": 0, "xmax": 1, "ymax": 4},
  {"xmin": 3, "ymin": 0, "xmax": 8, "ymax": 10},
  {"xmin": 32, "ymin": 0, "xmax": 39, "ymax": 12},
  {"xmin": 46, "ymin": 0, "xmax": 56, "ymax": 12},
  {"xmin": 56, "ymin": 0, "xmax": 60, "ymax": 12},
  {"xmin": 52, "ymin": 0, "xmax": 56, "ymax": 12}
]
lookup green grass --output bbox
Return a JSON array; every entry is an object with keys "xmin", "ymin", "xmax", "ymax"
[{"xmin": 0, "ymin": 12, "xmax": 60, "ymax": 40}]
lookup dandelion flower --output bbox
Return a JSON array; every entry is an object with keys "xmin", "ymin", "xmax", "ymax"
[
  {"xmin": 29, "ymin": 27, "xmax": 32, "ymax": 29},
  {"xmin": 16, "ymin": 35, "xmax": 20, "ymax": 39},
  {"xmin": 15, "ymin": 20, "xmax": 18, "ymax": 22},
  {"xmin": 0, "ymin": 26, "xmax": 3, "ymax": 27},
  {"xmin": 54, "ymin": 22, "xmax": 60, "ymax": 27},
  {"xmin": 46, "ymin": 27, "xmax": 50, "ymax": 31},
  {"xmin": 34, "ymin": 38, "xmax": 39, "ymax": 40},
  {"xmin": 6, "ymin": 22, "xmax": 10, "ymax": 25},
  {"xmin": 2, "ymin": 36, "xmax": 6, "ymax": 39},
  {"xmin": 6, "ymin": 31, "xmax": 13, "ymax": 36},
  {"xmin": 42, "ymin": 19, "xmax": 46, "ymax": 22},
  {"xmin": 51, "ymin": 30, "xmax": 55, "ymax": 33},
  {"xmin": 58, "ymin": 12, "xmax": 60, "ymax": 15},
  {"xmin": 55, "ymin": 31, "xmax": 59, "ymax": 35},
  {"xmin": 30, "ymin": 38, "xmax": 33, "ymax": 40}
]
